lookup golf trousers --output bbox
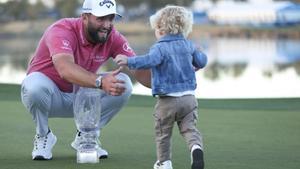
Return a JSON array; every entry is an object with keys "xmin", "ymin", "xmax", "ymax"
[
  {"xmin": 154, "ymin": 95, "xmax": 203, "ymax": 162},
  {"xmin": 21, "ymin": 72, "xmax": 132, "ymax": 137}
]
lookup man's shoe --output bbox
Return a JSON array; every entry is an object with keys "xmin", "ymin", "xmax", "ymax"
[
  {"xmin": 32, "ymin": 131, "xmax": 57, "ymax": 160},
  {"xmin": 191, "ymin": 147, "xmax": 204, "ymax": 169},
  {"xmin": 71, "ymin": 131, "xmax": 108, "ymax": 159},
  {"xmin": 153, "ymin": 160, "xmax": 173, "ymax": 169}
]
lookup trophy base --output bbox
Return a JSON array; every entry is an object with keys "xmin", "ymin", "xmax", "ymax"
[{"xmin": 77, "ymin": 150, "xmax": 99, "ymax": 163}]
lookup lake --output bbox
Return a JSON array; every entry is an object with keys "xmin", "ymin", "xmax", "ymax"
[{"xmin": 0, "ymin": 34, "xmax": 300, "ymax": 98}]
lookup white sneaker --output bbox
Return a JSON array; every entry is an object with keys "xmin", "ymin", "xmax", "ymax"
[
  {"xmin": 71, "ymin": 131, "xmax": 108, "ymax": 159},
  {"xmin": 153, "ymin": 160, "xmax": 173, "ymax": 169},
  {"xmin": 32, "ymin": 131, "xmax": 57, "ymax": 160}
]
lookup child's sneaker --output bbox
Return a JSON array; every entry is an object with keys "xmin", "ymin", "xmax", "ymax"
[
  {"xmin": 191, "ymin": 145, "xmax": 204, "ymax": 169},
  {"xmin": 153, "ymin": 160, "xmax": 173, "ymax": 169}
]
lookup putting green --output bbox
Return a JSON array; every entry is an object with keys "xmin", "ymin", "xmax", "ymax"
[{"xmin": 0, "ymin": 84, "xmax": 299, "ymax": 169}]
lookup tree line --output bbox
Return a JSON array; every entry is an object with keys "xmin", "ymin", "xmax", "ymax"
[
  {"xmin": 0, "ymin": 0, "xmax": 299, "ymax": 22},
  {"xmin": 0, "ymin": 0, "xmax": 79, "ymax": 21}
]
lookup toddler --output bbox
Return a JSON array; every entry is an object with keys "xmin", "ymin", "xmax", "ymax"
[{"xmin": 115, "ymin": 5, "xmax": 207, "ymax": 169}]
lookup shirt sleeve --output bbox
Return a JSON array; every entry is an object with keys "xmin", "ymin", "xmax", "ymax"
[
  {"xmin": 127, "ymin": 44, "xmax": 163, "ymax": 69},
  {"xmin": 110, "ymin": 30, "xmax": 136, "ymax": 58},
  {"xmin": 44, "ymin": 25, "xmax": 76, "ymax": 57}
]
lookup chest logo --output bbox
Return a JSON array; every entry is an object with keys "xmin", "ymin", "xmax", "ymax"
[{"xmin": 95, "ymin": 55, "xmax": 106, "ymax": 62}]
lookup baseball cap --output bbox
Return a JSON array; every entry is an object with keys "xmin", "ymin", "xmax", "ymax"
[{"xmin": 82, "ymin": 0, "xmax": 121, "ymax": 17}]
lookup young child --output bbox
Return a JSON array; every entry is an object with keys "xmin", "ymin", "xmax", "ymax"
[{"xmin": 115, "ymin": 5, "xmax": 207, "ymax": 169}]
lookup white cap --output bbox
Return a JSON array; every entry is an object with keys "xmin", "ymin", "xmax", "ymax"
[{"xmin": 82, "ymin": 0, "xmax": 121, "ymax": 17}]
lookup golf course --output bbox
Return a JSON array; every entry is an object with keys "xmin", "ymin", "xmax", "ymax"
[{"xmin": 0, "ymin": 83, "xmax": 299, "ymax": 169}]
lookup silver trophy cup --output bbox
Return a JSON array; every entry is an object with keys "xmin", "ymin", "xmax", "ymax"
[{"xmin": 73, "ymin": 87, "xmax": 101, "ymax": 163}]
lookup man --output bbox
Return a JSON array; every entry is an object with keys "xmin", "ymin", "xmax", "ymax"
[{"xmin": 21, "ymin": 0, "xmax": 150, "ymax": 160}]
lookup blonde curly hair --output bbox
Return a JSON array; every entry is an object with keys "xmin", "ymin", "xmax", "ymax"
[{"xmin": 150, "ymin": 5, "xmax": 193, "ymax": 38}]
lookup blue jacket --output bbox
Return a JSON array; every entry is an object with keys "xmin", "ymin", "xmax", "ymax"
[{"xmin": 128, "ymin": 34, "xmax": 207, "ymax": 96}]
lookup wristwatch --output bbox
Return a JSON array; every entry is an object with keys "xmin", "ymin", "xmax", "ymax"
[{"xmin": 95, "ymin": 75, "xmax": 103, "ymax": 89}]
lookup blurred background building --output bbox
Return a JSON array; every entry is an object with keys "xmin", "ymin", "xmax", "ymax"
[
  {"xmin": 1, "ymin": 0, "xmax": 300, "ymax": 26},
  {"xmin": 193, "ymin": 0, "xmax": 300, "ymax": 26}
]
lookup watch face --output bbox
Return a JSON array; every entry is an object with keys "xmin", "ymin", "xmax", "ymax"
[
  {"xmin": 96, "ymin": 76, "xmax": 102, "ymax": 88},
  {"xmin": 96, "ymin": 80, "xmax": 100, "ymax": 87}
]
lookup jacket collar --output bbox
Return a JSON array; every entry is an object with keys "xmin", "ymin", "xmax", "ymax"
[{"xmin": 157, "ymin": 34, "xmax": 185, "ymax": 43}]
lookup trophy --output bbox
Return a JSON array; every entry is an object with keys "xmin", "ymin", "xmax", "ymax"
[{"xmin": 73, "ymin": 87, "xmax": 101, "ymax": 163}]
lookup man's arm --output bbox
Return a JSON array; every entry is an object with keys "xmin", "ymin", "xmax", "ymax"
[
  {"xmin": 52, "ymin": 53, "xmax": 125, "ymax": 96},
  {"xmin": 52, "ymin": 53, "xmax": 96, "ymax": 87}
]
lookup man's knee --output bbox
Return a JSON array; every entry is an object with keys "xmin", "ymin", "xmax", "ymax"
[
  {"xmin": 21, "ymin": 82, "xmax": 53, "ymax": 109},
  {"xmin": 116, "ymin": 73, "xmax": 132, "ymax": 97}
]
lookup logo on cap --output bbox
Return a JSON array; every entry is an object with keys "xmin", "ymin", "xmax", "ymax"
[{"xmin": 99, "ymin": 0, "xmax": 114, "ymax": 8}]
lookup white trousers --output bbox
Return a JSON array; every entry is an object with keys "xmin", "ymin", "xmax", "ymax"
[{"xmin": 21, "ymin": 72, "xmax": 132, "ymax": 136}]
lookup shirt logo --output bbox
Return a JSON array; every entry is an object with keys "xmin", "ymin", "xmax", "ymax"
[
  {"xmin": 123, "ymin": 43, "xmax": 133, "ymax": 53},
  {"xmin": 62, "ymin": 40, "xmax": 70, "ymax": 47},
  {"xmin": 99, "ymin": 0, "xmax": 114, "ymax": 8},
  {"xmin": 95, "ymin": 55, "xmax": 106, "ymax": 62},
  {"xmin": 61, "ymin": 39, "xmax": 72, "ymax": 50}
]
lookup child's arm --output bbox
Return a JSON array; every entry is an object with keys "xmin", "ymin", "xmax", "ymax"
[
  {"xmin": 192, "ymin": 47, "xmax": 207, "ymax": 70},
  {"xmin": 117, "ymin": 45, "xmax": 162, "ymax": 70},
  {"xmin": 114, "ymin": 54, "xmax": 151, "ymax": 88}
]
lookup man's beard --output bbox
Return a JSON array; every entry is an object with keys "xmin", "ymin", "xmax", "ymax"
[{"xmin": 87, "ymin": 22, "xmax": 112, "ymax": 44}]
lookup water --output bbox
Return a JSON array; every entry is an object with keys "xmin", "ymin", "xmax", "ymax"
[{"xmin": 1, "ymin": 35, "xmax": 300, "ymax": 98}]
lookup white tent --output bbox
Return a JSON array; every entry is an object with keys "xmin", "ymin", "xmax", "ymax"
[{"xmin": 207, "ymin": 0, "xmax": 298, "ymax": 26}]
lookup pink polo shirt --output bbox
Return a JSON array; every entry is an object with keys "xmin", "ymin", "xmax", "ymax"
[{"xmin": 28, "ymin": 18, "xmax": 135, "ymax": 92}]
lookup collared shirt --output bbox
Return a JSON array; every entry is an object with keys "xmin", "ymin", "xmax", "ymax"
[
  {"xmin": 28, "ymin": 18, "xmax": 135, "ymax": 92},
  {"xmin": 127, "ymin": 34, "xmax": 207, "ymax": 96}
]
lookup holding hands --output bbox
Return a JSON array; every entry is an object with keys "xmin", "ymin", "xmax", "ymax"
[
  {"xmin": 114, "ymin": 54, "xmax": 128, "ymax": 67},
  {"xmin": 101, "ymin": 67, "xmax": 125, "ymax": 96},
  {"xmin": 99, "ymin": 54, "xmax": 129, "ymax": 96}
]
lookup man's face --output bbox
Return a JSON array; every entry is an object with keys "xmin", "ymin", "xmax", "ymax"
[{"xmin": 84, "ymin": 14, "xmax": 115, "ymax": 44}]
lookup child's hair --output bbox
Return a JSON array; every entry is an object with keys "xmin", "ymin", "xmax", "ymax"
[{"xmin": 149, "ymin": 5, "xmax": 193, "ymax": 37}]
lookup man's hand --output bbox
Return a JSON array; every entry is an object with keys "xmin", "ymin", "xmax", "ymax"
[{"xmin": 101, "ymin": 67, "xmax": 125, "ymax": 96}]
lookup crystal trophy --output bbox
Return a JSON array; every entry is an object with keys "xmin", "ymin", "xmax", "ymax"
[{"xmin": 73, "ymin": 87, "xmax": 101, "ymax": 163}]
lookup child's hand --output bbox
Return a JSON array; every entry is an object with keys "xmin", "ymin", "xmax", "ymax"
[{"xmin": 114, "ymin": 54, "xmax": 128, "ymax": 66}]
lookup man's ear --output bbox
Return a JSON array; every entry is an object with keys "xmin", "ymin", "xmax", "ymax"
[{"xmin": 82, "ymin": 13, "xmax": 89, "ymax": 20}]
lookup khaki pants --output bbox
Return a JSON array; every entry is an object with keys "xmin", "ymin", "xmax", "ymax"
[{"xmin": 154, "ymin": 95, "xmax": 203, "ymax": 162}]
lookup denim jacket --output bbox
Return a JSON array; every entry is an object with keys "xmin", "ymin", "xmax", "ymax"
[{"xmin": 128, "ymin": 34, "xmax": 207, "ymax": 96}]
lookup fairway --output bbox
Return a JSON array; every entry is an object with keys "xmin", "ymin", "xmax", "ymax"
[{"xmin": 0, "ymin": 84, "xmax": 299, "ymax": 169}]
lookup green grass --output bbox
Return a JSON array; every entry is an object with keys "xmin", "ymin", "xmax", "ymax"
[{"xmin": 0, "ymin": 84, "xmax": 299, "ymax": 169}]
